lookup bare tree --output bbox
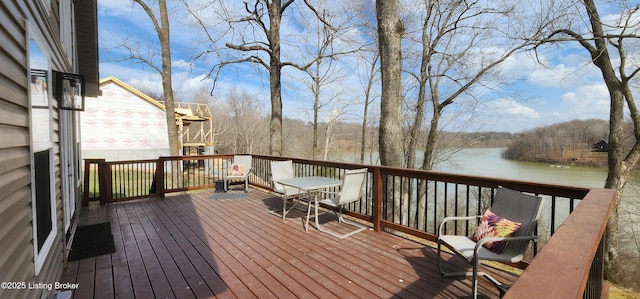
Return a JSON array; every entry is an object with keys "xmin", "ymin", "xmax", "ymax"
[
  {"xmin": 223, "ymin": 1, "xmax": 291, "ymax": 156},
  {"xmin": 321, "ymin": 101, "xmax": 353, "ymax": 160},
  {"xmin": 224, "ymin": 88, "xmax": 269, "ymax": 154},
  {"xmin": 295, "ymin": 3, "xmax": 358, "ymax": 159},
  {"xmin": 183, "ymin": 0, "xmax": 336, "ymax": 156},
  {"xmin": 376, "ymin": 0, "xmax": 404, "ymax": 168},
  {"xmin": 122, "ymin": 0, "xmax": 180, "ymax": 157},
  {"xmin": 376, "ymin": 0, "xmax": 405, "ymax": 223},
  {"xmin": 400, "ymin": 1, "xmax": 550, "ymax": 171},
  {"xmin": 539, "ymin": 0, "xmax": 640, "ymax": 281},
  {"xmin": 209, "ymin": 100, "xmax": 231, "ymax": 153},
  {"xmin": 358, "ymin": 51, "xmax": 380, "ymax": 165},
  {"xmin": 352, "ymin": 4, "xmax": 381, "ymax": 165}
]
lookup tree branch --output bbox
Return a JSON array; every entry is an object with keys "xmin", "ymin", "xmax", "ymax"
[
  {"xmin": 133, "ymin": 0, "xmax": 163, "ymax": 42},
  {"xmin": 226, "ymin": 42, "xmax": 271, "ymax": 54},
  {"xmin": 302, "ymin": 0, "xmax": 336, "ymax": 32}
]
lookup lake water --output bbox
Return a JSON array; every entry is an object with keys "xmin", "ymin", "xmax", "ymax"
[
  {"xmin": 432, "ymin": 148, "xmax": 608, "ymax": 188},
  {"xmin": 338, "ymin": 148, "xmax": 609, "ymax": 188}
]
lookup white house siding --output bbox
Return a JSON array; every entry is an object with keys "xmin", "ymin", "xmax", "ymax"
[{"xmin": 81, "ymin": 79, "xmax": 170, "ymax": 161}]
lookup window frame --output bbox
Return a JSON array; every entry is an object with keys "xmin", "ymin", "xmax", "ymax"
[{"xmin": 27, "ymin": 23, "xmax": 57, "ymax": 275}]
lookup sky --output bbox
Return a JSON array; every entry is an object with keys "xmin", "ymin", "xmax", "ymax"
[{"xmin": 96, "ymin": 0, "xmax": 618, "ymax": 134}]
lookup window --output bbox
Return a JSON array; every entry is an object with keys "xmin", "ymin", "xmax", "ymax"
[
  {"xmin": 59, "ymin": 0, "xmax": 75, "ymax": 63},
  {"xmin": 34, "ymin": 150, "xmax": 54, "ymax": 251},
  {"xmin": 29, "ymin": 27, "xmax": 57, "ymax": 275}
]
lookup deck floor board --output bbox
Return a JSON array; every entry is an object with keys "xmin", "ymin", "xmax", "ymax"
[{"xmin": 62, "ymin": 189, "xmax": 518, "ymax": 298}]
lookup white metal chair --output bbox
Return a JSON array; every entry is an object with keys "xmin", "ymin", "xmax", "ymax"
[
  {"xmin": 437, "ymin": 186, "xmax": 543, "ymax": 298},
  {"xmin": 270, "ymin": 160, "xmax": 309, "ymax": 220},
  {"xmin": 223, "ymin": 155, "xmax": 252, "ymax": 192},
  {"xmin": 311, "ymin": 168, "xmax": 368, "ymax": 239}
]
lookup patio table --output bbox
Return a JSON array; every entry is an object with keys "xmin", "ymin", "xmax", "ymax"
[{"xmin": 277, "ymin": 176, "xmax": 342, "ymax": 234}]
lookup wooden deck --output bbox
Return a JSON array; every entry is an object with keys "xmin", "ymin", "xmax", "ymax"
[{"xmin": 61, "ymin": 188, "xmax": 518, "ymax": 298}]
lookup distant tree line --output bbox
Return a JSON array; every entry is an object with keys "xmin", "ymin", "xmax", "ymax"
[
  {"xmin": 204, "ymin": 89, "xmax": 514, "ymax": 161},
  {"xmin": 503, "ymin": 119, "xmax": 609, "ymax": 167}
]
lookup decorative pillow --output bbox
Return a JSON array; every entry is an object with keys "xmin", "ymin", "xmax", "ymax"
[
  {"xmin": 472, "ymin": 209, "xmax": 521, "ymax": 254},
  {"xmin": 228, "ymin": 164, "xmax": 244, "ymax": 176}
]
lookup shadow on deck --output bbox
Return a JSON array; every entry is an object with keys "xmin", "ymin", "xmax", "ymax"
[{"xmin": 62, "ymin": 188, "xmax": 518, "ymax": 298}]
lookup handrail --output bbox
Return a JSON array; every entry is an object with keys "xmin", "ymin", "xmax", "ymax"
[
  {"xmin": 504, "ymin": 188, "xmax": 614, "ymax": 299},
  {"xmin": 83, "ymin": 154, "xmax": 613, "ymax": 297}
]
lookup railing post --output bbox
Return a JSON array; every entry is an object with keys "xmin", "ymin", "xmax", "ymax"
[
  {"xmin": 156, "ymin": 158, "xmax": 165, "ymax": 198},
  {"xmin": 98, "ymin": 160, "xmax": 112, "ymax": 205},
  {"xmin": 82, "ymin": 159, "xmax": 104, "ymax": 206},
  {"xmin": 82, "ymin": 160, "xmax": 89, "ymax": 206},
  {"xmin": 373, "ymin": 167, "xmax": 383, "ymax": 232}
]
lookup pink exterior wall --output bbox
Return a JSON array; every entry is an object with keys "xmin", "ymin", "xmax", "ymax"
[{"xmin": 81, "ymin": 80, "xmax": 170, "ymax": 160}]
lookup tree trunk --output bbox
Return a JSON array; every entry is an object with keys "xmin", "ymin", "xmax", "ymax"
[
  {"xmin": 323, "ymin": 121, "xmax": 333, "ymax": 161},
  {"xmin": 407, "ymin": 24, "xmax": 430, "ymax": 227},
  {"xmin": 313, "ymin": 62, "xmax": 320, "ymax": 159},
  {"xmin": 581, "ymin": 0, "xmax": 630, "ymax": 281},
  {"xmin": 603, "ymin": 84, "xmax": 625, "ymax": 281},
  {"xmin": 268, "ymin": 1, "xmax": 284, "ymax": 156},
  {"xmin": 406, "ymin": 19, "xmax": 430, "ymax": 170},
  {"xmin": 377, "ymin": 0, "xmax": 404, "ymax": 221},
  {"xmin": 360, "ymin": 53, "xmax": 378, "ymax": 164},
  {"xmin": 406, "ymin": 90, "xmax": 425, "ymax": 169},
  {"xmin": 422, "ymin": 104, "xmax": 441, "ymax": 171},
  {"xmin": 158, "ymin": 0, "xmax": 178, "ymax": 157},
  {"xmin": 376, "ymin": 0, "xmax": 403, "ymax": 168}
]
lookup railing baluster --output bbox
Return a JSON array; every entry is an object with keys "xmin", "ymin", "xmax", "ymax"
[
  {"xmin": 551, "ymin": 195, "xmax": 557, "ymax": 235},
  {"xmin": 454, "ymin": 183, "xmax": 459, "ymax": 234},
  {"xmin": 465, "ymin": 185, "xmax": 470, "ymax": 236},
  {"xmin": 423, "ymin": 178, "xmax": 428, "ymax": 233},
  {"xmin": 434, "ymin": 181, "xmax": 439, "ymax": 233}
]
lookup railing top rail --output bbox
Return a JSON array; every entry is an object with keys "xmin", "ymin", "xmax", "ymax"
[
  {"xmin": 252, "ymin": 155, "xmax": 590, "ymax": 199},
  {"xmin": 102, "ymin": 159, "xmax": 159, "ymax": 165},
  {"xmin": 158, "ymin": 154, "xmax": 235, "ymax": 161}
]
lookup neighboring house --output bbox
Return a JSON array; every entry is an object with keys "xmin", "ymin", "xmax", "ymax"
[
  {"xmin": 592, "ymin": 139, "xmax": 609, "ymax": 152},
  {"xmin": 0, "ymin": 1, "xmax": 98, "ymax": 298},
  {"xmin": 82, "ymin": 77, "xmax": 170, "ymax": 161}
]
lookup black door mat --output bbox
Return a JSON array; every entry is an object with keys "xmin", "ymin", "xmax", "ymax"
[{"xmin": 68, "ymin": 222, "xmax": 115, "ymax": 261}]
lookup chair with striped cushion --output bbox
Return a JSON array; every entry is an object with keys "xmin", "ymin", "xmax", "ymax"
[{"xmin": 437, "ymin": 186, "xmax": 543, "ymax": 298}]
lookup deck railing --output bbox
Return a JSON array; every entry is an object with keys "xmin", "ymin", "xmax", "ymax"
[
  {"xmin": 83, "ymin": 155, "xmax": 234, "ymax": 204},
  {"xmin": 83, "ymin": 154, "xmax": 614, "ymax": 298}
]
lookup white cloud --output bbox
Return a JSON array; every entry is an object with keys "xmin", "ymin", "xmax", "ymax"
[
  {"xmin": 128, "ymin": 75, "xmax": 163, "ymax": 94},
  {"xmin": 100, "ymin": 62, "xmax": 157, "ymax": 82},
  {"xmin": 492, "ymin": 98, "xmax": 540, "ymax": 120},
  {"xmin": 527, "ymin": 64, "xmax": 589, "ymax": 88},
  {"xmin": 463, "ymin": 98, "xmax": 543, "ymax": 132},
  {"xmin": 122, "ymin": 72, "xmax": 217, "ymax": 101},
  {"xmin": 98, "ymin": 0, "xmax": 136, "ymax": 17},
  {"xmin": 500, "ymin": 53, "xmax": 539, "ymax": 78},
  {"xmin": 172, "ymin": 60, "xmax": 192, "ymax": 71},
  {"xmin": 559, "ymin": 84, "xmax": 610, "ymax": 119},
  {"xmin": 499, "ymin": 44, "xmax": 602, "ymax": 91}
]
